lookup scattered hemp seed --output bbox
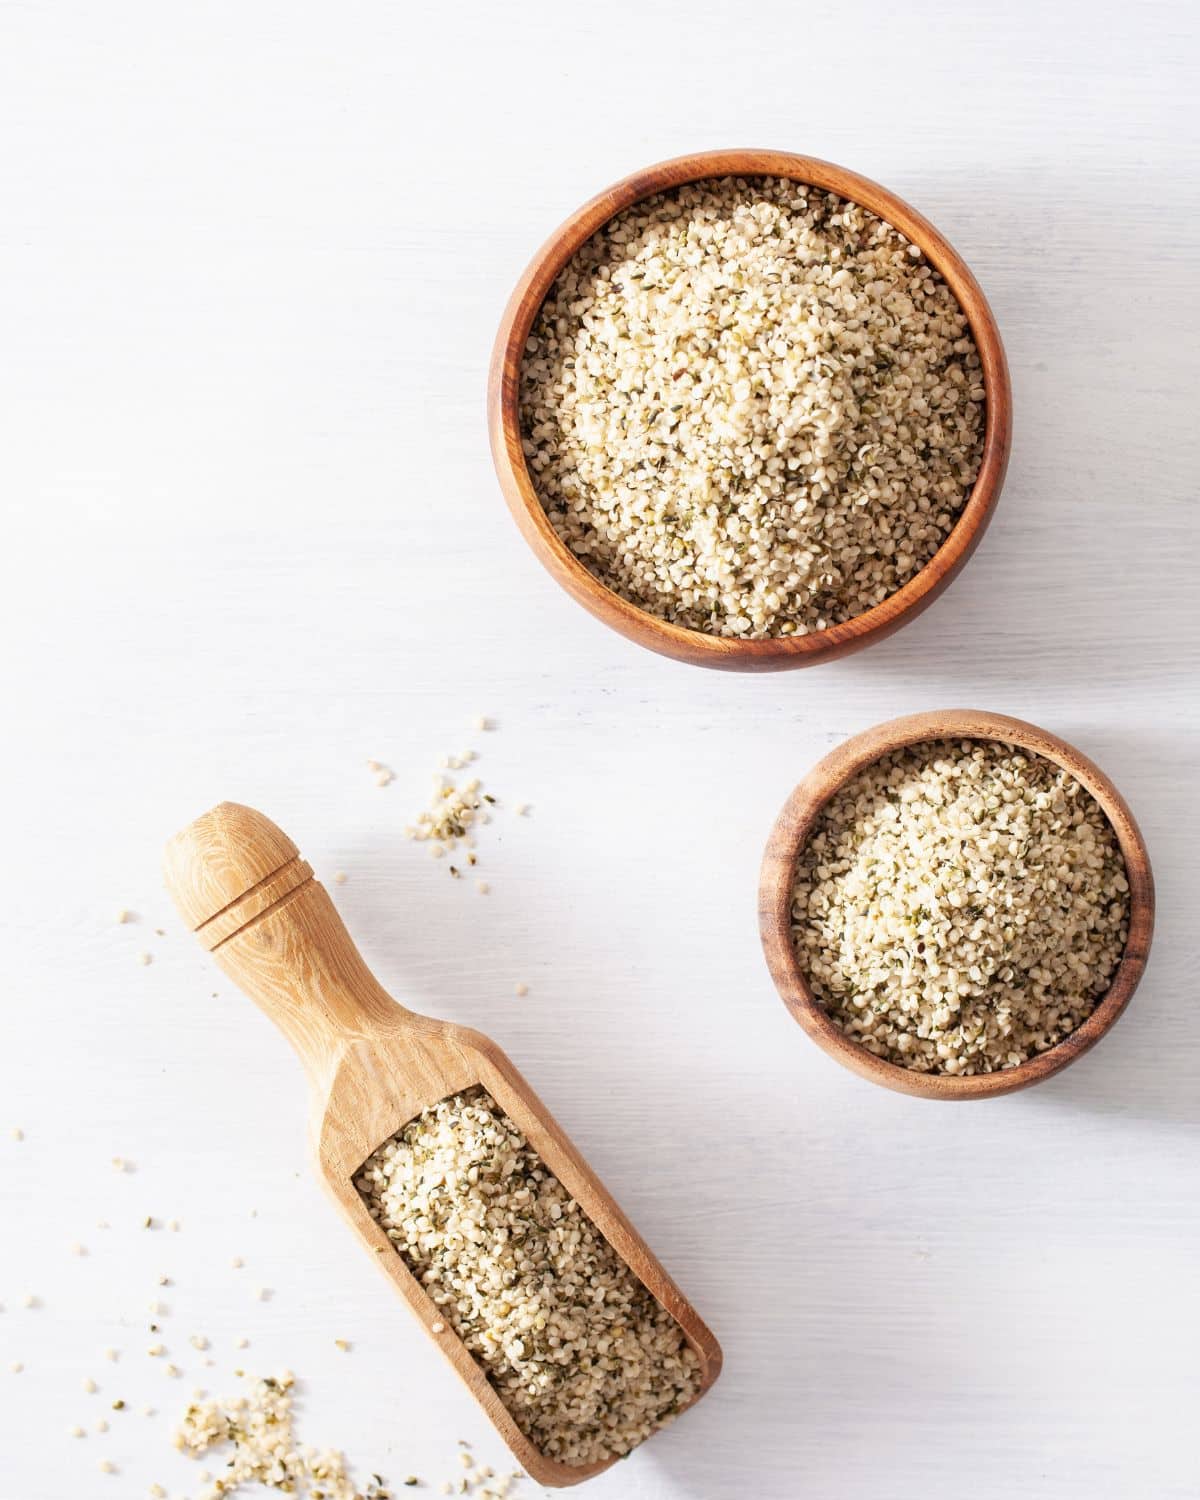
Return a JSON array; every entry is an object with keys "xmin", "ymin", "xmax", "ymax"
[
  {"xmin": 9, "ymin": 1361, "xmax": 23, "ymax": 1373},
  {"xmin": 105, "ymin": 1347, "xmax": 119, "ymax": 1362},
  {"xmin": 334, "ymin": 871, "xmax": 348, "ymax": 884},
  {"xmin": 168, "ymin": 1218, "xmax": 181, "ymax": 1231},
  {"xmin": 111, "ymin": 1157, "xmax": 129, "ymax": 1172},
  {"xmin": 170, "ymin": 1370, "xmax": 420, "ymax": 1500},
  {"xmin": 95, "ymin": 1418, "xmax": 109, "ymax": 1433},
  {"xmin": 138, "ymin": 951, "xmax": 153, "ymax": 965},
  {"xmin": 97, "ymin": 1458, "xmax": 116, "ymax": 1474},
  {"xmin": 190, "ymin": 1334, "xmax": 210, "ymax": 1351},
  {"xmin": 514, "ymin": 803, "xmax": 530, "ymax": 817},
  {"xmin": 83, "ymin": 1376, "xmax": 98, "ymax": 1393},
  {"xmin": 148, "ymin": 1343, "xmax": 165, "ymax": 1357},
  {"xmin": 11, "ymin": 1126, "xmax": 23, "ymax": 1141},
  {"xmin": 473, "ymin": 716, "xmax": 490, "ymax": 732},
  {"xmin": 254, "ymin": 1286, "xmax": 269, "ymax": 1301},
  {"xmin": 406, "ymin": 761, "xmax": 501, "ymax": 870},
  {"xmin": 514, "ymin": 983, "xmax": 528, "ymax": 998},
  {"xmin": 476, "ymin": 880, "xmax": 489, "ymax": 895},
  {"xmin": 230, "ymin": 1256, "xmax": 244, "ymax": 1269},
  {"xmin": 171, "ymin": 1369, "xmax": 514, "ymax": 1497},
  {"xmin": 143, "ymin": 1215, "xmax": 156, "ymax": 1229},
  {"xmin": 791, "ymin": 739, "xmax": 1131, "ymax": 1075},
  {"xmin": 21, "ymin": 1294, "xmax": 38, "ymax": 1308},
  {"xmin": 164, "ymin": 1363, "xmax": 181, "ymax": 1378},
  {"xmin": 356, "ymin": 1089, "xmax": 699, "ymax": 1466},
  {"xmin": 234, "ymin": 1336, "xmax": 249, "ymax": 1349},
  {"xmin": 333, "ymin": 1338, "xmax": 350, "ymax": 1352},
  {"xmin": 70, "ymin": 1425, "xmax": 85, "ymax": 1438},
  {"xmin": 71, "ymin": 1241, "xmax": 86, "ymax": 1256},
  {"xmin": 367, "ymin": 758, "xmax": 395, "ymax": 788},
  {"xmin": 112, "ymin": 1398, "xmax": 125, "ymax": 1410},
  {"xmin": 149, "ymin": 1485, "xmax": 167, "ymax": 1498},
  {"xmin": 116, "ymin": 908, "xmax": 133, "ymax": 924}
]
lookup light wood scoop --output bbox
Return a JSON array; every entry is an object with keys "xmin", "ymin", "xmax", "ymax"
[{"xmin": 163, "ymin": 801, "xmax": 721, "ymax": 1487}]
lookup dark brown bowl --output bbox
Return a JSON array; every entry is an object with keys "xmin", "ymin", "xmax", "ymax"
[
  {"xmin": 759, "ymin": 710, "xmax": 1155, "ymax": 1097},
  {"xmin": 488, "ymin": 149, "xmax": 1012, "ymax": 671}
]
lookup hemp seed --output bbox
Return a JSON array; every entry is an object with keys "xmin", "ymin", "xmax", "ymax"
[
  {"xmin": 792, "ymin": 739, "xmax": 1131, "ymax": 1074},
  {"xmin": 521, "ymin": 178, "xmax": 984, "ymax": 639},
  {"xmin": 356, "ymin": 1088, "xmax": 699, "ymax": 1466}
]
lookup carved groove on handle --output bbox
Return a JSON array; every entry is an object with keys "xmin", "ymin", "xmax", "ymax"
[{"xmin": 196, "ymin": 855, "xmax": 314, "ymax": 951}]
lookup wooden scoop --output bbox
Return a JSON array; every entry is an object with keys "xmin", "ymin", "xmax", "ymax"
[{"xmin": 163, "ymin": 802, "xmax": 722, "ymax": 1487}]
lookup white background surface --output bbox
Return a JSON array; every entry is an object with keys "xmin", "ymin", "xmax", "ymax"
[{"xmin": 2, "ymin": 1, "xmax": 1198, "ymax": 1496}]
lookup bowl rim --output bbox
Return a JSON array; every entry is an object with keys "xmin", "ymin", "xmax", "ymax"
[
  {"xmin": 487, "ymin": 148, "xmax": 1013, "ymax": 671},
  {"xmin": 758, "ymin": 709, "xmax": 1156, "ymax": 1099}
]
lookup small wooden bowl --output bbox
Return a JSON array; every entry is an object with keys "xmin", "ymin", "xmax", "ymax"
[
  {"xmin": 759, "ymin": 710, "xmax": 1155, "ymax": 1098},
  {"xmin": 488, "ymin": 150, "xmax": 1012, "ymax": 671}
]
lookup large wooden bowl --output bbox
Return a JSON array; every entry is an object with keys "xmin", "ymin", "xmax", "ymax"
[
  {"xmin": 488, "ymin": 150, "xmax": 1012, "ymax": 671},
  {"xmin": 759, "ymin": 710, "xmax": 1155, "ymax": 1098}
]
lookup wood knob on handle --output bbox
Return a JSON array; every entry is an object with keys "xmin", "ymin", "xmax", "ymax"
[
  {"xmin": 163, "ymin": 801, "xmax": 407, "ymax": 1080},
  {"xmin": 163, "ymin": 802, "xmax": 314, "ymax": 951}
]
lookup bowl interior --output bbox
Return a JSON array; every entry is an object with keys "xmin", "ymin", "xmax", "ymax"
[
  {"xmin": 759, "ymin": 710, "xmax": 1154, "ymax": 1098},
  {"xmin": 490, "ymin": 150, "xmax": 1012, "ymax": 667}
]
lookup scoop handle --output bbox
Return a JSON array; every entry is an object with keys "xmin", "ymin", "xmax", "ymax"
[{"xmin": 163, "ymin": 802, "xmax": 408, "ymax": 1077}]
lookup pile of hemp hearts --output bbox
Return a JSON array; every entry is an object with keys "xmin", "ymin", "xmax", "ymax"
[
  {"xmin": 519, "ymin": 177, "xmax": 985, "ymax": 638},
  {"xmin": 355, "ymin": 1088, "xmax": 700, "ymax": 1467},
  {"xmin": 791, "ymin": 740, "xmax": 1130, "ymax": 1074}
]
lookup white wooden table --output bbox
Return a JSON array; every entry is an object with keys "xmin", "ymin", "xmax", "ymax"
[{"xmin": 2, "ymin": 1, "xmax": 1198, "ymax": 1495}]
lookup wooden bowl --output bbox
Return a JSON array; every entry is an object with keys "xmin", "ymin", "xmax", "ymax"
[
  {"xmin": 759, "ymin": 710, "xmax": 1155, "ymax": 1098},
  {"xmin": 488, "ymin": 149, "xmax": 1012, "ymax": 671}
]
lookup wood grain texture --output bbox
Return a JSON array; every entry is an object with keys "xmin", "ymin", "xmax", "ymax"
[
  {"xmin": 488, "ymin": 150, "xmax": 1012, "ymax": 671},
  {"xmin": 759, "ymin": 711, "xmax": 1155, "ymax": 1099},
  {"xmin": 163, "ymin": 803, "xmax": 721, "ymax": 1488}
]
